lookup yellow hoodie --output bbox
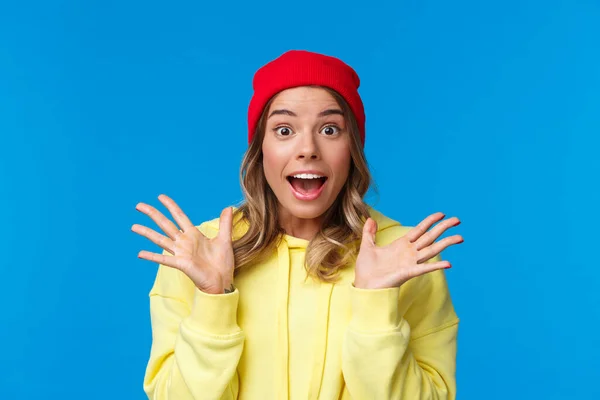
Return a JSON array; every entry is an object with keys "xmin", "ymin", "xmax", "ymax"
[{"xmin": 143, "ymin": 206, "xmax": 459, "ymax": 399}]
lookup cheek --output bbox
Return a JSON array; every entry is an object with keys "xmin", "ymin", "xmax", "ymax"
[
  {"xmin": 328, "ymin": 146, "xmax": 352, "ymax": 179},
  {"xmin": 262, "ymin": 143, "xmax": 285, "ymax": 184}
]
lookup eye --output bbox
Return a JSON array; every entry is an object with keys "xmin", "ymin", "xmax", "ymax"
[
  {"xmin": 321, "ymin": 125, "xmax": 340, "ymax": 136},
  {"xmin": 274, "ymin": 126, "xmax": 293, "ymax": 136}
]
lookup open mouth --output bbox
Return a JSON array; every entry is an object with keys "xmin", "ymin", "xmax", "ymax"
[{"xmin": 286, "ymin": 175, "xmax": 328, "ymax": 196}]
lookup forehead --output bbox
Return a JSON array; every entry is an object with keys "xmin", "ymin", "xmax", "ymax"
[{"xmin": 269, "ymin": 86, "xmax": 340, "ymax": 110}]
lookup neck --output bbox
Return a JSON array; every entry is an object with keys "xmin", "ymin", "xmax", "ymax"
[{"xmin": 278, "ymin": 206, "xmax": 323, "ymax": 241}]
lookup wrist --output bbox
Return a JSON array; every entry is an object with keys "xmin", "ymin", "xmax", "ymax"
[
  {"xmin": 224, "ymin": 284, "xmax": 235, "ymax": 294},
  {"xmin": 197, "ymin": 274, "xmax": 234, "ymax": 295},
  {"xmin": 352, "ymin": 279, "xmax": 402, "ymax": 290},
  {"xmin": 353, "ymin": 280, "xmax": 401, "ymax": 290},
  {"xmin": 197, "ymin": 283, "xmax": 235, "ymax": 295}
]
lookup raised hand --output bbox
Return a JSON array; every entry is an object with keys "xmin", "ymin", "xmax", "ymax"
[
  {"xmin": 131, "ymin": 194, "xmax": 235, "ymax": 295},
  {"xmin": 354, "ymin": 212, "xmax": 463, "ymax": 290}
]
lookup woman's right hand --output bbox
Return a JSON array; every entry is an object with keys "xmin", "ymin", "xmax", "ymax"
[{"xmin": 131, "ymin": 194, "xmax": 235, "ymax": 295}]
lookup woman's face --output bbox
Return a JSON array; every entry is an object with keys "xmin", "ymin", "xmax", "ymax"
[{"xmin": 262, "ymin": 86, "xmax": 352, "ymax": 221}]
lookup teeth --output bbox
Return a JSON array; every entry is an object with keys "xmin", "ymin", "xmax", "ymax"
[{"xmin": 291, "ymin": 173, "xmax": 324, "ymax": 179}]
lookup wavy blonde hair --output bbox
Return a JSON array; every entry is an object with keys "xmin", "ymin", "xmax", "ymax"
[{"xmin": 232, "ymin": 86, "xmax": 377, "ymax": 282}]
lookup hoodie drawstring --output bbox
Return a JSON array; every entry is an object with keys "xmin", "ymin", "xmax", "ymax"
[
  {"xmin": 308, "ymin": 283, "xmax": 334, "ymax": 400},
  {"xmin": 276, "ymin": 238, "xmax": 292, "ymax": 399},
  {"xmin": 276, "ymin": 235, "xmax": 335, "ymax": 400}
]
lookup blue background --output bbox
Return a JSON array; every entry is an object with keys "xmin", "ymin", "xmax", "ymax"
[{"xmin": 1, "ymin": 0, "xmax": 598, "ymax": 398}]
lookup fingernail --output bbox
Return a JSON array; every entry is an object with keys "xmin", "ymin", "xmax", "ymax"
[
  {"xmin": 454, "ymin": 221, "xmax": 461, "ymax": 226},
  {"xmin": 445, "ymin": 264, "xmax": 452, "ymax": 269},
  {"xmin": 457, "ymin": 239, "xmax": 464, "ymax": 244}
]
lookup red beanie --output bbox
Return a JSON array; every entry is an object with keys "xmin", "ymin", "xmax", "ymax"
[{"xmin": 247, "ymin": 50, "xmax": 366, "ymax": 147}]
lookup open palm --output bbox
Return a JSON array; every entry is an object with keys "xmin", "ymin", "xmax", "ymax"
[
  {"xmin": 354, "ymin": 212, "xmax": 463, "ymax": 290},
  {"xmin": 131, "ymin": 194, "xmax": 235, "ymax": 295}
]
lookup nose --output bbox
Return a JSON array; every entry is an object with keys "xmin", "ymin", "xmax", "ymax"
[{"xmin": 296, "ymin": 132, "xmax": 320, "ymax": 160}]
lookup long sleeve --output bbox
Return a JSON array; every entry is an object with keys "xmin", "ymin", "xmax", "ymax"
[
  {"xmin": 342, "ymin": 256, "xmax": 459, "ymax": 399},
  {"xmin": 143, "ymin": 224, "xmax": 244, "ymax": 400}
]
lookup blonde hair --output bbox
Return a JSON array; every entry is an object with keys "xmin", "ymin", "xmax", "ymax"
[{"xmin": 232, "ymin": 86, "xmax": 377, "ymax": 282}]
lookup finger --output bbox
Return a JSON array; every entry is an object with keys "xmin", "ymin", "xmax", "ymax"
[
  {"xmin": 138, "ymin": 250, "xmax": 184, "ymax": 270},
  {"xmin": 131, "ymin": 224, "xmax": 175, "ymax": 255},
  {"xmin": 218, "ymin": 207, "xmax": 234, "ymax": 242},
  {"xmin": 136, "ymin": 202, "xmax": 181, "ymax": 240},
  {"xmin": 360, "ymin": 218, "xmax": 376, "ymax": 249},
  {"xmin": 417, "ymin": 235, "xmax": 464, "ymax": 263},
  {"xmin": 414, "ymin": 217, "xmax": 461, "ymax": 251},
  {"xmin": 158, "ymin": 194, "xmax": 196, "ymax": 233},
  {"xmin": 404, "ymin": 212, "xmax": 446, "ymax": 243},
  {"xmin": 403, "ymin": 261, "xmax": 452, "ymax": 281},
  {"xmin": 370, "ymin": 218, "xmax": 378, "ymax": 239}
]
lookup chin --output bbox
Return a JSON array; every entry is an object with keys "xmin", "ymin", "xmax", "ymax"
[
  {"xmin": 285, "ymin": 204, "xmax": 328, "ymax": 220},
  {"xmin": 282, "ymin": 192, "xmax": 339, "ymax": 219}
]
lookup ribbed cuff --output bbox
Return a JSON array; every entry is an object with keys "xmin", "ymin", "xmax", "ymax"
[
  {"xmin": 349, "ymin": 285, "xmax": 403, "ymax": 332},
  {"xmin": 187, "ymin": 287, "xmax": 241, "ymax": 335}
]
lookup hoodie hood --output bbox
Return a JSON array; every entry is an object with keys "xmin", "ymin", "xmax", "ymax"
[{"xmin": 202, "ymin": 205, "xmax": 403, "ymax": 242}]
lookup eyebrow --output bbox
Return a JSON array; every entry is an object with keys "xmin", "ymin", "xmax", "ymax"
[{"xmin": 268, "ymin": 108, "xmax": 344, "ymax": 119}]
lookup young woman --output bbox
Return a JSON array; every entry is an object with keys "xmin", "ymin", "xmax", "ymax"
[{"xmin": 132, "ymin": 50, "xmax": 464, "ymax": 399}]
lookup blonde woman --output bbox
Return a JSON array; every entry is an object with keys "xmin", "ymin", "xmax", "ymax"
[{"xmin": 132, "ymin": 50, "xmax": 464, "ymax": 399}]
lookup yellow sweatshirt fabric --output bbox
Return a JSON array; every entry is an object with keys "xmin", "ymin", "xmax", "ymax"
[{"xmin": 143, "ymin": 206, "xmax": 459, "ymax": 399}]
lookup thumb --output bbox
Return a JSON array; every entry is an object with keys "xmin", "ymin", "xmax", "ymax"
[
  {"xmin": 218, "ymin": 206, "xmax": 234, "ymax": 242},
  {"xmin": 360, "ymin": 218, "xmax": 377, "ymax": 249}
]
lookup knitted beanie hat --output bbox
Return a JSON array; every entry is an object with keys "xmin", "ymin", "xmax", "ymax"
[{"xmin": 247, "ymin": 50, "xmax": 366, "ymax": 146}]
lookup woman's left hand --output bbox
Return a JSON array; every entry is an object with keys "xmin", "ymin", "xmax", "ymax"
[{"xmin": 354, "ymin": 212, "xmax": 464, "ymax": 290}]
